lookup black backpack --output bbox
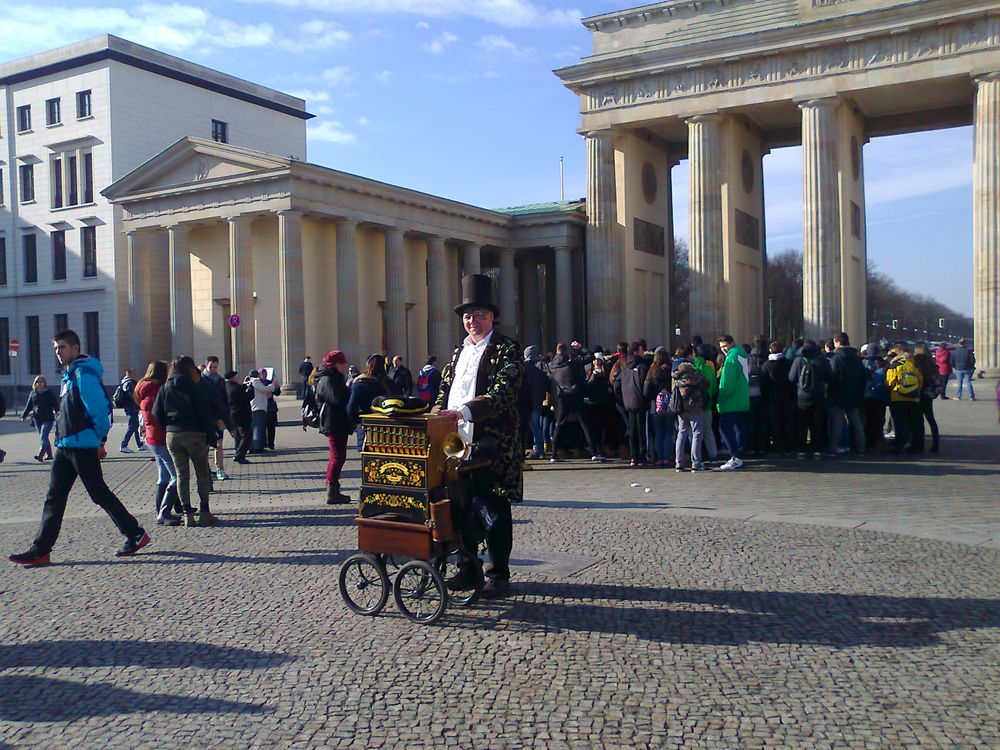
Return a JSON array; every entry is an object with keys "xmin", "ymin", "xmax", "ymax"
[{"xmin": 798, "ymin": 357, "xmax": 819, "ymax": 395}]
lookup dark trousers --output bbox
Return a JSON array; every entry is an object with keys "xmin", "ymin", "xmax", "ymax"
[
  {"xmin": 551, "ymin": 394, "xmax": 598, "ymax": 456},
  {"xmin": 266, "ymin": 410, "xmax": 278, "ymax": 449},
  {"xmin": 483, "ymin": 493, "xmax": 513, "ymax": 581},
  {"xmin": 122, "ymin": 411, "xmax": 143, "ymax": 448},
  {"xmin": 919, "ymin": 395, "xmax": 939, "ymax": 451},
  {"xmin": 864, "ymin": 400, "xmax": 886, "ymax": 449},
  {"xmin": 325, "ymin": 432, "xmax": 348, "ymax": 485},
  {"xmin": 747, "ymin": 396, "xmax": 766, "ymax": 453},
  {"xmin": 453, "ymin": 483, "xmax": 513, "ymax": 582},
  {"xmin": 889, "ymin": 401, "xmax": 922, "ymax": 452},
  {"xmin": 719, "ymin": 411, "xmax": 748, "ymax": 460},
  {"xmin": 233, "ymin": 420, "xmax": 251, "ymax": 460},
  {"xmin": 796, "ymin": 403, "xmax": 826, "ymax": 453},
  {"xmin": 766, "ymin": 399, "xmax": 795, "ymax": 454},
  {"xmin": 32, "ymin": 448, "xmax": 142, "ymax": 554},
  {"xmin": 625, "ymin": 408, "xmax": 647, "ymax": 462}
]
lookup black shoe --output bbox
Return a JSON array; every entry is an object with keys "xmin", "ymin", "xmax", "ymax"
[
  {"xmin": 9, "ymin": 548, "xmax": 50, "ymax": 566},
  {"xmin": 115, "ymin": 531, "xmax": 150, "ymax": 557},
  {"xmin": 480, "ymin": 578, "xmax": 510, "ymax": 600},
  {"xmin": 0, "ymin": 449, "xmax": 6, "ymax": 464},
  {"xmin": 234, "ymin": 457, "xmax": 250, "ymax": 464},
  {"xmin": 445, "ymin": 566, "xmax": 482, "ymax": 592}
]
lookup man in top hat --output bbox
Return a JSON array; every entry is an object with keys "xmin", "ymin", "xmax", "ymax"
[{"xmin": 435, "ymin": 273, "xmax": 523, "ymax": 599}]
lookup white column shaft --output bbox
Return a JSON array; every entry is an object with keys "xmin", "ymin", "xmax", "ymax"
[
  {"xmin": 168, "ymin": 225, "xmax": 194, "ymax": 356},
  {"xmin": 687, "ymin": 115, "xmax": 725, "ymax": 340},
  {"xmin": 585, "ymin": 130, "xmax": 620, "ymax": 346},
  {"xmin": 384, "ymin": 228, "xmax": 408, "ymax": 360},
  {"xmin": 974, "ymin": 73, "xmax": 1000, "ymax": 373},
  {"xmin": 228, "ymin": 216, "xmax": 256, "ymax": 376},
  {"xmin": 426, "ymin": 236, "xmax": 450, "ymax": 359},
  {"xmin": 499, "ymin": 247, "xmax": 517, "ymax": 337},
  {"xmin": 521, "ymin": 260, "xmax": 540, "ymax": 348},
  {"xmin": 278, "ymin": 210, "xmax": 305, "ymax": 388},
  {"xmin": 463, "ymin": 244, "xmax": 482, "ymax": 276},
  {"xmin": 127, "ymin": 231, "xmax": 148, "ymax": 369},
  {"xmin": 555, "ymin": 246, "xmax": 574, "ymax": 344},
  {"xmin": 335, "ymin": 220, "xmax": 361, "ymax": 364}
]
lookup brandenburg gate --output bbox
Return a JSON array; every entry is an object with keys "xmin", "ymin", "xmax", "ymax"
[{"xmin": 557, "ymin": 0, "xmax": 1000, "ymax": 370}]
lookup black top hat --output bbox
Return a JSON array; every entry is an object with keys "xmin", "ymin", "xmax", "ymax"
[{"xmin": 454, "ymin": 274, "xmax": 500, "ymax": 318}]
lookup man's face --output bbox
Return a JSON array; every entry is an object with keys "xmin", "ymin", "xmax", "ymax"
[
  {"xmin": 463, "ymin": 308, "xmax": 494, "ymax": 341},
  {"xmin": 53, "ymin": 339, "xmax": 80, "ymax": 366},
  {"xmin": 207, "ymin": 361, "xmax": 219, "ymax": 373},
  {"xmin": 393, "ymin": 356, "xmax": 403, "ymax": 367},
  {"xmin": 719, "ymin": 341, "xmax": 730, "ymax": 354}
]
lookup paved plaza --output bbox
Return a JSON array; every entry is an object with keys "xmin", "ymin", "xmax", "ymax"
[{"xmin": 0, "ymin": 393, "xmax": 997, "ymax": 748}]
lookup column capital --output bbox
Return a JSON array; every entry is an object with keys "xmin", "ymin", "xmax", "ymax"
[
  {"xmin": 277, "ymin": 209, "xmax": 304, "ymax": 220},
  {"xmin": 974, "ymin": 71, "xmax": 1000, "ymax": 85},
  {"xmin": 796, "ymin": 96, "xmax": 841, "ymax": 111},
  {"xmin": 225, "ymin": 214, "xmax": 254, "ymax": 227},
  {"xmin": 684, "ymin": 113, "xmax": 724, "ymax": 126},
  {"xmin": 336, "ymin": 217, "xmax": 360, "ymax": 228},
  {"xmin": 582, "ymin": 128, "xmax": 614, "ymax": 141}
]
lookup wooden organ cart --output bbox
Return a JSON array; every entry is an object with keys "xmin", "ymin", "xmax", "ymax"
[{"xmin": 337, "ymin": 411, "xmax": 484, "ymax": 624}]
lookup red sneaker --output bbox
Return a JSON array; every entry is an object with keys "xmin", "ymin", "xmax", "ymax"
[
  {"xmin": 115, "ymin": 531, "xmax": 150, "ymax": 558},
  {"xmin": 9, "ymin": 550, "xmax": 51, "ymax": 566}
]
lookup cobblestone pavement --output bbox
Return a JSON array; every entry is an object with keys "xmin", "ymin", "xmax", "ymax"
[{"xmin": 0, "ymin": 393, "xmax": 997, "ymax": 748}]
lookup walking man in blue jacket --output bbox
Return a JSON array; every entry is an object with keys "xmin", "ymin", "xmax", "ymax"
[{"xmin": 8, "ymin": 329, "xmax": 149, "ymax": 567}]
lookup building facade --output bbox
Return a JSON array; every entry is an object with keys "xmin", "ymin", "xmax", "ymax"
[{"xmin": 0, "ymin": 35, "xmax": 310, "ymax": 395}]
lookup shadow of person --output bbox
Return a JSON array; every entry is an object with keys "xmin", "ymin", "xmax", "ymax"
[{"xmin": 0, "ymin": 673, "xmax": 271, "ymax": 722}]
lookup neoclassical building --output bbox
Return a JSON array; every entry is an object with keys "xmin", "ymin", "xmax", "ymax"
[
  {"xmin": 103, "ymin": 137, "xmax": 586, "ymax": 383},
  {"xmin": 557, "ymin": 0, "xmax": 1000, "ymax": 371}
]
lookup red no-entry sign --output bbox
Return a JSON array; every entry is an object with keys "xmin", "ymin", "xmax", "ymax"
[
  {"xmin": 229, "ymin": 314, "xmax": 241, "ymax": 329},
  {"xmin": 8, "ymin": 338, "xmax": 20, "ymax": 352}
]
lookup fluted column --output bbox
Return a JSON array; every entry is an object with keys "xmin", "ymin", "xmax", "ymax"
[
  {"xmin": 426, "ymin": 236, "xmax": 450, "ymax": 359},
  {"xmin": 521, "ymin": 259, "xmax": 540, "ymax": 348},
  {"xmin": 554, "ymin": 246, "xmax": 574, "ymax": 344},
  {"xmin": 127, "ymin": 231, "xmax": 149, "ymax": 369},
  {"xmin": 335, "ymin": 219, "xmax": 360, "ymax": 364},
  {"xmin": 687, "ymin": 114, "xmax": 725, "ymax": 340},
  {"xmin": 462, "ymin": 243, "xmax": 482, "ymax": 276},
  {"xmin": 585, "ymin": 130, "xmax": 621, "ymax": 346},
  {"xmin": 384, "ymin": 227, "xmax": 407, "ymax": 360},
  {"xmin": 228, "ymin": 215, "xmax": 256, "ymax": 376},
  {"xmin": 499, "ymin": 247, "xmax": 517, "ymax": 336},
  {"xmin": 974, "ymin": 73, "xmax": 1000, "ymax": 374},
  {"xmin": 167, "ymin": 224, "xmax": 194, "ymax": 356},
  {"xmin": 800, "ymin": 98, "xmax": 842, "ymax": 341},
  {"xmin": 278, "ymin": 210, "xmax": 305, "ymax": 389}
]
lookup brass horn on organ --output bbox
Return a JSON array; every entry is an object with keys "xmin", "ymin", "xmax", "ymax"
[{"xmin": 442, "ymin": 431, "xmax": 499, "ymax": 473}]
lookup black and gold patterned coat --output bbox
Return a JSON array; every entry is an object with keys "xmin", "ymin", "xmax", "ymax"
[{"xmin": 434, "ymin": 331, "xmax": 523, "ymax": 504}]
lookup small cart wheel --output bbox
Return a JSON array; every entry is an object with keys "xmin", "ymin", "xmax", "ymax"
[
  {"xmin": 437, "ymin": 548, "xmax": 483, "ymax": 607},
  {"xmin": 339, "ymin": 553, "xmax": 390, "ymax": 615},
  {"xmin": 393, "ymin": 560, "xmax": 447, "ymax": 624}
]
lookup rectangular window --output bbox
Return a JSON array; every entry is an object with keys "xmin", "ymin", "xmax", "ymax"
[
  {"xmin": 0, "ymin": 237, "xmax": 6, "ymax": 287},
  {"xmin": 23, "ymin": 234, "xmax": 37, "ymax": 283},
  {"xmin": 76, "ymin": 90, "xmax": 92, "ymax": 118},
  {"xmin": 52, "ymin": 230, "xmax": 67, "ymax": 281},
  {"xmin": 16, "ymin": 105, "xmax": 31, "ymax": 133},
  {"xmin": 54, "ymin": 313, "xmax": 68, "ymax": 334},
  {"xmin": 52, "ymin": 157, "xmax": 63, "ymax": 209},
  {"xmin": 19, "ymin": 164, "xmax": 34, "ymax": 203},
  {"xmin": 84, "ymin": 311, "xmax": 100, "ymax": 359},
  {"xmin": 67, "ymin": 155, "xmax": 78, "ymax": 206},
  {"xmin": 27, "ymin": 316, "xmax": 41, "ymax": 375},
  {"xmin": 45, "ymin": 97, "xmax": 61, "ymax": 126},
  {"xmin": 83, "ymin": 152, "xmax": 93, "ymax": 204},
  {"xmin": 0, "ymin": 170, "xmax": 4, "ymax": 205},
  {"xmin": 0, "ymin": 318, "xmax": 9, "ymax": 375},
  {"xmin": 211, "ymin": 119, "xmax": 228, "ymax": 143},
  {"xmin": 82, "ymin": 226, "xmax": 97, "ymax": 277}
]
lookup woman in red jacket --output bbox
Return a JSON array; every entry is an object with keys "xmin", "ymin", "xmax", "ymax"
[
  {"xmin": 134, "ymin": 360, "xmax": 180, "ymax": 525},
  {"xmin": 934, "ymin": 345, "xmax": 952, "ymax": 399}
]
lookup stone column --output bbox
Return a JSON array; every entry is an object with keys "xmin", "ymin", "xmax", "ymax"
[
  {"xmin": 278, "ymin": 210, "xmax": 305, "ymax": 390},
  {"xmin": 800, "ymin": 98, "xmax": 842, "ymax": 341},
  {"xmin": 973, "ymin": 73, "xmax": 1000, "ymax": 374},
  {"xmin": 426, "ymin": 236, "xmax": 450, "ymax": 360},
  {"xmin": 167, "ymin": 224, "xmax": 194, "ymax": 356},
  {"xmin": 335, "ymin": 219, "xmax": 361, "ymax": 364},
  {"xmin": 499, "ymin": 247, "xmax": 517, "ymax": 336},
  {"xmin": 462, "ymin": 243, "xmax": 481, "ymax": 276},
  {"xmin": 227, "ymin": 215, "xmax": 256, "ymax": 376},
  {"xmin": 686, "ymin": 114, "xmax": 725, "ymax": 340},
  {"xmin": 126, "ymin": 231, "xmax": 149, "ymax": 369},
  {"xmin": 585, "ymin": 130, "xmax": 620, "ymax": 346},
  {"xmin": 384, "ymin": 227, "xmax": 407, "ymax": 361},
  {"xmin": 520, "ymin": 259, "xmax": 540, "ymax": 348},
  {"xmin": 554, "ymin": 246, "xmax": 574, "ymax": 344}
]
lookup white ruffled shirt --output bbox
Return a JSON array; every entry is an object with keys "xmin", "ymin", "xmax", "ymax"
[{"xmin": 446, "ymin": 330, "xmax": 494, "ymax": 443}]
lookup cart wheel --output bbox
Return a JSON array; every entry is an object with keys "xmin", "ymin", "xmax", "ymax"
[
  {"xmin": 339, "ymin": 553, "xmax": 390, "ymax": 615},
  {"xmin": 436, "ymin": 549, "xmax": 483, "ymax": 607},
  {"xmin": 393, "ymin": 560, "xmax": 447, "ymax": 624}
]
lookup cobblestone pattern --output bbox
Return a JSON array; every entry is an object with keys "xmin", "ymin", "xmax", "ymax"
[{"xmin": 0, "ymin": 395, "xmax": 997, "ymax": 748}]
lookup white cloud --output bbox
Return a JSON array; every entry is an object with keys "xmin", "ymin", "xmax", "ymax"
[
  {"xmin": 286, "ymin": 89, "xmax": 331, "ymax": 103},
  {"xmin": 356, "ymin": 116, "xmax": 370, "ymax": 126},
  {"xmin": 315, "ymin": 104, "xmax": 336, "ymax": 115},
  {"xmin": 423, "ymin": 31, "xmax": 457, "ymax": 55},
  {"xmin": 374, "ymin": 69, "xmax": 393, "ymax": 84},
  {"xmin": 477, "ymin": 34, "xmax": 533, "ymax": 58},
  {"xmin": 484, "ymin": 70, "xmax": 503, "ymax": 79},
  {"xmin": 415, "ymin": 21, "xmax": 430, "ymax": 29},
  {"xmin": 308, "ymin": 120, "xmax": 356, "ymax": 144},
  {"xmin": 238, "ymin": 0, "xmax": 581, "ymax": 29},
  {"xmin": 286, "ymin": 19, "xmax": 351, "ymax": 50},
  {"xmin": 321, "ymin": 65, "xmax": 356, "ymax": 86}
]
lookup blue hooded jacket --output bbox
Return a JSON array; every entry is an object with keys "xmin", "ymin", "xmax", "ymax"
[{"xmin": 56, "ymin": 355, "xmax": 111, "ymax": 449}]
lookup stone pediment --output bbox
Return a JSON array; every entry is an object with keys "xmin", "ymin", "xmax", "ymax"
[{"xmin": 103, "ymin": 136, "xmax": 291, "ymax": 199}]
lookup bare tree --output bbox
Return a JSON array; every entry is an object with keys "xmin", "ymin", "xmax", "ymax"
[{"xmin": 765, "ymin": 250, "xmax": 804, "ymax": 346}]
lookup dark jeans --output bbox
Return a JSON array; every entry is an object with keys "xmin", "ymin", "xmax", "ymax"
[
  {"xmin": 796, "ymin": 403, "xmax": 826, "ymax": 453},
  {"xmin": 32, "ymin": 448, "xmax": 143, "ymax": 554},
  {"xmin": 233, "ymin": 420, "xmax": 251, "ymax": 460},
  {"xmin": 747, "ymin": 396, "xmax": 766, "ymax": 453},
  {"xmin": 122, "ymin": 410, "xmax": 143, "ymax": 448},
  {"xmin": 167, "ymin": 431, "xmax": 212, "ymax": 513},
  {"xmin": 551, "ymin": 394, "xmax": 598, "ymax": 456},
  {"xmin": 918, "ymin": 396, "xmax": 939, "ymax": 452},
  {"xmin": 864, "ymin": 400, "xmax": 886, "ymax": 449},
  {"xmin": 251, "ymin": 411, "xmax": 267, "ymax": 451},
  {"xmin": 453, "ymin": 481, "xmax": 513, "ymax": 582},
  {"xmin": 325, "ymin": 432, "xmax": 348, "ymax": 485},
  {"xmin": 266, "ymin": 410, "xmax": 278, "ymax": 449},
  {"xmin": 650, "ymin": 412, "xmax": 674, "ymax": 464},
  {"xmin": 719, "ymin": 411, "xmax": 747, "ymax": 460},
  {"xmin": 889, "ymin": 401, "xmax": 922, "ymax": 452},
  {"xmin": 625, "ymin": 408, "xmax": 647, "ymax": 462},
  {"xmin": 766, "ymin": 399, "xmax": 795, "ymax": 454}
]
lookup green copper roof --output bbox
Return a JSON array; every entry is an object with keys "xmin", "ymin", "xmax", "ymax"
[{"xmin": 494, "ymin": 199, "xmax": 586, "ymax": 217}]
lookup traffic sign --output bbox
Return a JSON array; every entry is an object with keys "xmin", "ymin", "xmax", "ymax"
[
  {"xmin": 229, "ymin": 314, "xmax": 241, "ymax": 329},
  {"xmin": 8, "ymin": 338, "xmax": 20, "ymax": 352}
]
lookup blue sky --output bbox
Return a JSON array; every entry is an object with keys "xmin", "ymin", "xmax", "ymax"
[{"xmin": 0, "ymin": 1, "xmax": 974, "ymax": 314}]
